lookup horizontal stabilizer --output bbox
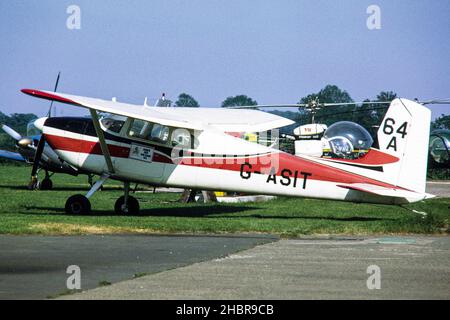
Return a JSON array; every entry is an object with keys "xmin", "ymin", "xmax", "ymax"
[{"xmin": 337, "ymin": 183, "xmax": 434, "ymax": 201}]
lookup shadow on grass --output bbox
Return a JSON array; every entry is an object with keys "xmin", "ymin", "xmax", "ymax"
[
  {"xmin": 22, "ymin": 205, "xmax": 394, "ymax": 222},
  {"xmin": 0, "ymin": 185, "xmax": 120, "ymax": 192}
]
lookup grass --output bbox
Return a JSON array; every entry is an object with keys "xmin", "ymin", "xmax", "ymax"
[{"xmin": 0, "ymin": 165, "xmax": 448, "ymax": 237}]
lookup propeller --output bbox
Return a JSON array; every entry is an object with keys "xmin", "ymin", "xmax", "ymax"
[
  {"xmin": 1, "ymin": 124, "xmax": 34, "ymax": 149},
  {"xmin": 28, "ymin": 72, "xmax": 60, "ymax": 189},
  {"xmin": 29, "ymin": 135, "xmax": 46, "ymax": 189},
  {"xmin": 47, "ymin": 71, "xmax": 60, "ymax": 117},
  {"xmin": 1, "ymin": 124, "xmax": 22, "ymax": 141}
]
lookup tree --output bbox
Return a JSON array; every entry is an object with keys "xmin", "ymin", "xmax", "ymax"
[
  {"xmin": 0, "ymin": 112, "xmax": 38, "ymax": 135},
  {"xmin": 353, "ymin": 91, "xmax": 397, "ymax": 136},
  {"xmin": 299, "ymin": 85, "xmax": 353, "ymax": 105},
  {"xmin": 221, "ymin": 95, "xmax": 257, "ymax": 108},
  {"xmin": 431, "ymin": 114, "xmax": 450, "ymax": 130},
  {"xmin": 174, "ymin": 93, "xmax": 199, "ymax": 108},
  {"xmin": 298, "ymin": 85, "xmax": 354, "ymax": 125},
  {"xmin": 0, "ymin": 112, "xmax": 38, "ymax": 155},
  {"xmin": 376, "ymin": 91, "xmax": 397, "ymax": 105}
]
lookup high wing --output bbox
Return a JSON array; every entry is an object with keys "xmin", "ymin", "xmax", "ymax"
[
  {"xmin": 0, "ymin": 150, "xmax": 25, "ymax": 162},
  {"xmin": 21, "ymin": 89, "xmax": 294, "ymax": 132}
]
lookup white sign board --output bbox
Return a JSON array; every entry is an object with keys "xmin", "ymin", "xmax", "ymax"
[{"xmin": 129, "ymin": 144, "xmax": 154, "ymax": 163}]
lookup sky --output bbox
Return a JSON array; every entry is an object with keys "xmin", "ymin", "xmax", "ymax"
[{"xmin": 0, "ymin": 0, "xmax": 449, "ymax": 119}]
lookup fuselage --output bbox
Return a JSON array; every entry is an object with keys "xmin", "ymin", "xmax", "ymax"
[{"xmin": 40, "ymin": 116, "xmax": 414, "ymax": 205}]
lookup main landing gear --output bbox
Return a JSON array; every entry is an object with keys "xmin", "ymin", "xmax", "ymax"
[{"xmin": 64, "ymin": 175, "xmax": 140, "ymax": 215}]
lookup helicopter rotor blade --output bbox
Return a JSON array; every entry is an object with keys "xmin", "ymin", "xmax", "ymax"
[
  {"xmin": 420, "ymin": 99, "xmax": 450, "ymax": 105},
  {"xmin": 227, "ymin": 101, "xmax": 392, "ymax": 109}
]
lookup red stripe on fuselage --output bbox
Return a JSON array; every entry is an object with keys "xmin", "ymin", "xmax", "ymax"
[
  {"xmin": 45, "ymin": 134, "xmax": 130, "ymax": 158},
  {"xmin": 321, "ymin": 148, "xmax": 399, "ymax": 166},
  {"xmin": 179, "ymin": 153, "xmax": 399, "ymax": 188},
  {"xmin": 45, "ymin": 133, "xmax": 401, "ymax": 189},
  {"xmin": 44, "ymin": 133, "xmax": 173, "ymax": 163}
]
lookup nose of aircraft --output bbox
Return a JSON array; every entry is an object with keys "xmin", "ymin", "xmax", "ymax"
[{"xmin": 33, "ymin": 117, "xmax": 48, "ymax": 131}]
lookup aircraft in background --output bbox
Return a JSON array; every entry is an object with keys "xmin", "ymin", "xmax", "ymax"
[
  {"xmin": 0, "ymin": 120, "xmax": 86, "ymax": 189},
  {"xmin": 0, "ymin": 73, "xmax": 99, "ymax": 189},
  {"xmin": 429, "ymin": 129, "xmax": 450, "ymax": 169},
  {"xmin": 21, "ymin": 88, "xmax": 435, "ymax": 215}
]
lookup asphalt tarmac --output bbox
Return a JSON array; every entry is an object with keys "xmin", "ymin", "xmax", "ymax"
[
  {"xmin": 426, "ymin": 181, "xmax": 450, "ymax": 197},
  {"xmin": 62, "ymin": 236, "xmax": 450, "ymax": 300},
  {"xmin": 0, "ymin": 234, "xmax": 275, "ymax": 299},
  {"xmin": 0, "ymin": 181, "xmax": 448, "ymax": 300}
]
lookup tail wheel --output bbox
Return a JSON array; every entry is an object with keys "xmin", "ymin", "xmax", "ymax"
[
  {"xmin": 114, "ymin": 195, "xmax": 140, "ymax": 215},
  {"xmin": 38, "ymin": 178, "xmax": 53, "ymax": 190},
  {"xmin": 65, "ymin": 194, "xmax": 91, "ymax": 215}
]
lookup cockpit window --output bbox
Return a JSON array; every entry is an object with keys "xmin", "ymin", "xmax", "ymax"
[
  {"xmin": 27, "ymin": 121, "xmax": 40, "ymax": 136},
  {"xmin": 101, "ymin": 118, "xmax": 125, "ymax": 133}
]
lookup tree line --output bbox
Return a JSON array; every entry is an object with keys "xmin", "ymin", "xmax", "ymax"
[
  {"xmin": 1, "ymin": 85, "xmax": 449, "ymax": 152},
  {"xmin": 175, "ymin": 85, "xmax": 449, "ymax": 135}
]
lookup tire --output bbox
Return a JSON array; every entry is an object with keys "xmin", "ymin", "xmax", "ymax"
[
  {"xmin": 114, "ymin": 196, "xmax": 140, "ymax": 215},
  {"xmin": 38, "ymin": 178, "xmax": 53, "ymax": 190},
  {"xmin": 65, "ymin": 194, "xmax": 91, "ymax": 215}
]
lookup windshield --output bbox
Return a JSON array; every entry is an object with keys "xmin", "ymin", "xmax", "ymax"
[
  {"xmin": 26, "ymin": 121, "xmax": 40, "ymax": 136},
  {"xmin": 101, "ymin": 117, "xmax": 125, "ymax": 133}
]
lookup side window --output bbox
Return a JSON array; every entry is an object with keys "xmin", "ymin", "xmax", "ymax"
[
  {"xmin": 171, "ymin": 128, "xmax": 192, "ymax": 147},
  {"xmin": 128, "ymin": 119, "xmax": 147, "ymax": 139},
  {"xmin": 150, "ymin": 124, "xmax": 170, "ymax": 143},
  {"xmin": 128, "ymin": 119, "xmax": 170, "ymax": 145}
]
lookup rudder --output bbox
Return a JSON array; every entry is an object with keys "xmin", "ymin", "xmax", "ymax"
[{"xmin": 376, "ymin": 98, "xmax": 431, "ymax": 194}]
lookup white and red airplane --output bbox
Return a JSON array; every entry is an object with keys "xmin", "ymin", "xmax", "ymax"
[{"xmin": 21, "ymin": 88, "xmax": 433, "ymax": 215}]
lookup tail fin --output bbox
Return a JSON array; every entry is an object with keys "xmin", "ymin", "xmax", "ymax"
[{"xmin": 376, "ymin": 98, "xmax": 431, "ymax": 194}]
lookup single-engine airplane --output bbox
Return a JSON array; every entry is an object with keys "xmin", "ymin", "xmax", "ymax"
[{"xmin": 21, "ymin": 88, "xmax": 434, "ymax": 215}]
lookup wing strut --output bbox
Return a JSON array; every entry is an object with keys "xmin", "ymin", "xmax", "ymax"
[{"xmin": 89, "ymin": 110, "xmax": 115, "ymax": 173}]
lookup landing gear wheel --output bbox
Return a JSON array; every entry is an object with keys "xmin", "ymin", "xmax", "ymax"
[
  {"xmin": 114, "ymin": 196, "xmax": 140, "ymax": 215},
  {"xmin": 38, "ymin": 178, "xmax": 53, "ymax": 190},
  {"xmin": 65, "ymin": 194, "xmax": 91, "ymax": 215}
]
